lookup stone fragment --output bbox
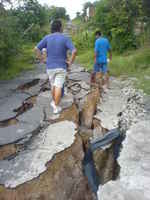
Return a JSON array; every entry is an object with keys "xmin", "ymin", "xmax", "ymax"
[
  {"xmin": 93, "ymin": 145, "xmax": 116, "ymax": 185},
  {"xmin": 59, "ymin": 104, "xmax": 79, "ymax": 125},
  {"xmin": 18, "ymin": 106, "xmax": 44, "ymax": 125},
  {"xmin": 81, "ymin": 88, "xmax": 100, "ymax": 129},
  {"xmin": 0, "ymin": 121, "xmax": 40, "ymax": 146},
  {"xmin": 0, "ymin": 93, "xmax": 29, "ymax": 121}
]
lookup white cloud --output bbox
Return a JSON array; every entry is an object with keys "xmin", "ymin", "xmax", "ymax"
[{"xmin": 38, "ymin": 0, "xmax": 95, "ymax": 19}]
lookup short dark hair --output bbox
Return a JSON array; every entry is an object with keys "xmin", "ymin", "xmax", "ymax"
[
  {"xmin": 51, "ymin": 20, "xmax": 62, "ymax": 33},
  {"xmin": 95, "ymin": 30, "xmax": 101, "ymax": 37}
]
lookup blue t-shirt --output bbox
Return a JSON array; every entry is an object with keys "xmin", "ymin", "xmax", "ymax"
[
  {"xmin": 37, "ymin": 33, "xmax": 75, "ymax": 70},
  {"xmin": 95, "ymin": 37, "xmax": 111, "ymax": 64}
]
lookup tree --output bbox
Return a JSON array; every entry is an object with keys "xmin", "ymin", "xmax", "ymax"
[
  {"xmin": 83, "ymin": 2, "xmax": 92, "ymax": 17},
  {"xmin": 143, "ymin": 0, "xmax": 150, "ymax": 19},
  {"xmin": 49, "ymin": 6, "xmax": 69, "ymax": 22},
  {"xmin": 0, "ymin": 0, "xmax": 48, "ymax": 70},
  {"xmin": 0, "ymin": 11, "xmax": 21, "ymax": 69},
  {"xmin": 11, "ymin": 0, "xmax": 48, "ymax": 41},
  {"xmin": 14, "ymin": 0, "xmax": 47, "ymax": 29},
  {"xmin": 0, "ymin": 0, "xmax": 12, "ymax": 13},
  {"xmin": 0, "ymin": 0, "xmax": 11, "ymax": 7},
  {"xmin": 94, "ymin": 0, "xmax": 144, "ymax": 52},
  {"xmin": 76, "ymin": 12, "xmax": 81, "ymax": 18}
]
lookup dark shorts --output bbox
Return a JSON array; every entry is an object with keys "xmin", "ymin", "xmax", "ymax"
[{"xmin": 94, "ymin": 63, "xmax": 108, "ymax": 74}]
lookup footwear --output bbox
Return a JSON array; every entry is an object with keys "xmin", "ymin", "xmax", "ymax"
[
  {"xmin": 103, "ymin": 85, "xmax": 109, "ymax": 93},
  {"xmin": 50, "ymin": 100, "xmax": 55, "ymax": 108},
  {"xmin": 103, "ymin": 88, "xmax": 109, "ymax": 93},
  {"xmin": 53, "ymin": 106, "xmax": 62, "ymax": 114}
]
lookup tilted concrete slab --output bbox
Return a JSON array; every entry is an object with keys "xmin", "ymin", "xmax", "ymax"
[
  {"xmin": 18, "ymin": 106, "xmax": 44, "ymax": 125},
  {"xmin": 97, "ymin": 79, "xmax": 150, "ymax": 200},
  {"xmin": 94, "ymin": 78, "xmax": 129, "ymax": 130},
  {"xmin": 99, "ymin": 120, "xmax": 150, "ymax": 200},
  {"xmin": 0, "ymin": 121, "xmax": 40, "ymax": 146},
  {"xmin": 0, "ymin": 121, "xmax": 77, "ymax": 188},
  {"xmin": 0, "ymin": 93, "xmax": 30, "ymax": 121}
]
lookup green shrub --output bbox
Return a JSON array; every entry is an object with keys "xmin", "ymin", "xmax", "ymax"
[
  {"xmin": 0, "ymin": 16, "xmax": 22, "ymax": 70},
  {"xmin": 72, "ymin": 31, "xmax": 95, "ymax": 53}
]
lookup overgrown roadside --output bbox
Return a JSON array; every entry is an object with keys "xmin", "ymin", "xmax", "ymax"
[
  {"xmin": 0, "ymin": 44, "xmax": 35, "ymax": 80},
  {"xmin": 76, "ymin": 46, "xmax": 150, "ymax": 94},
  {"xmin": 71, "ymin": 0, "xmax": 150, "ymax": 95}
]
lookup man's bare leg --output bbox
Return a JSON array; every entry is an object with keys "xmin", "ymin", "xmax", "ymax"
[
  {"xmin": 103, "ymin": 72, "xmax": 109, "ymax": 89},
  {"xmin": 51, "ymin": 86, "xmax": 55, "ymax": 100},
  {"xmin": 53, "ymin": 86, "xmax": 62, "ymax": 106},
  {"xmin": 96, "ymin": 72, "xmax": 103, "ymax": 89}
]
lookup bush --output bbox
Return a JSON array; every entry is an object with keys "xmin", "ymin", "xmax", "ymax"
[
  {"xmin": 94, "ymin": 0, "xmax": 139, "ymax": 53},
  {"xmin": 72, "ymin": 30, "xmax": 95, "ymax": 52},
  {"xmin": 0, "ymin": 15, "xmax": 22, "ymax": 69}
]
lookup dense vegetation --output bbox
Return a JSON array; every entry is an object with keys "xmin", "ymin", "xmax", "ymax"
[
  {"xmin": 73, "ymin": 0, "xmax": 150, "ymax": 52},
  {"xmin": 0, "ymin": 0, "xmax": 69, "ymax": 79},
  {"xmin": 72, "ymin": 0, "xmax": 150, "ymax": 93}
]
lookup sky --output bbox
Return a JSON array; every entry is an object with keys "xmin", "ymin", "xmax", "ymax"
[{"xmin": 38, "ymin": 0, "xmax": 96, "ymax": 19}]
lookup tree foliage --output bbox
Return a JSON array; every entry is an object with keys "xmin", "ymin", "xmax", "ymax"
[
  {"xmin": 48, "ymin": 6, "xmax": 69, "ymax": 22},
  {"xmin": 143, "ymin": 0, "xmax": 150, "ymax": 19},
  {"xmin": 82, "ymin": 2, "xmax": 92, "ymax": 17},
  {"xmin": 0, "ymin": 0, "xmax": 69, "ymax": 72},
  {"xmin": 12, "ymin": 0, "xmax": 48, "ymax": 41},
  {"xmin": 94, "ymin": 0, "xmax": 148, "ymax": 52}
]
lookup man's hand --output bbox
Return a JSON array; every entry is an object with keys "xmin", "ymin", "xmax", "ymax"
[
  {"xmin": 39, "ymin": 56, "xmax": 45, "ymax": 64},
  {"xmin": 66, "ymin": 49, "xmax": 77, "ymax": 70},
  {"xmin": 34, "ymin": 47, "xmax": 44, "ymax": 63},
  {"xmin": 66, "ymin": 60, "xmax": 72, "ymax": 67}
]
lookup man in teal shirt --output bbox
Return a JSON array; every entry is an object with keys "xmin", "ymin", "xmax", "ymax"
[{"xmin": 94, "ymin": 31, "xmax": 112, "ymax": 91}]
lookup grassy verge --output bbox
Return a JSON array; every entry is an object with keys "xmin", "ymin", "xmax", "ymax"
[
  {"xmin": 76, "ymin": 49, "xmax": 94, "ymax": 71},
  {"xmin": 110, "ymin": 47, "xmax": 150, "ymax": 94},
  {"xmin": 0, "ymin": 43, "xmax": 35, "ymax": 80},
  {"xmin": 77, "ymin": 46, "xmax": 150, "ymax": 94}
]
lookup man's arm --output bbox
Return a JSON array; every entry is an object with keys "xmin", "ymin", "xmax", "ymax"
[
  {"xmin": 34, "ymin": 36, "xmax": 47, "ymax": 63},
  {"xmin": 107, "ymin": 39, "xmax": 112, "ymax": 61},
  {"xmin": 94, "ymin": 40, "xmax": 99, "ymax": 64},
  {"xmin": 65, "ymin": 37, "xmax": 77, "ymax": 66},
  {"xmin": 94, "ymin": 52, "xmax": 97, "ymax": 64},
  {"xmin": 66, "ymin": 49, "xmax": 77, "ymax": 66},
  {"xmin": 34, "ymin": 47, "xmax": 44, "ymax": 63}
]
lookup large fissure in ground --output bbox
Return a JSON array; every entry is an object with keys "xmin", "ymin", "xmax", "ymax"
[{"xmin": 0, "ymin": 63, "xmax": 144, "ymax": 200}]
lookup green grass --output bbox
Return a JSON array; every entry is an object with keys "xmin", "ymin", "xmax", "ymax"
[
  {"xmin": 77, "ymin": 46, "xmax": 150, "ymax": 94},
  {"xmin": 72, "ymin": 18, "xmax": 82, "ymax": 26},
  {"xmin": 76, "ymin": 49, "xmax": 94, "ymax": 71},
  {"xmin": 110, "ymin": 47, "xmax": 150, "ymax": 94},
  {"xmin": 0, "ymin": 43, "xmax": 35, "ymax": 80}
]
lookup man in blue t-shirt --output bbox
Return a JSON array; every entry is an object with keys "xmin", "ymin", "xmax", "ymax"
[
  {"xmin": 35, "ymin": 20, "xmax": 77, "ymax": 114},
  {"xmin": 94, "ymin": 31, "xmax": 112, "ymax": 91}
]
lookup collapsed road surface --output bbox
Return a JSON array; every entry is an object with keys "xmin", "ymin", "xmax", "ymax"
[
  {"xmin": 98, "ymin": 80, "xmax": 150, "ymax": 200},
  {"xmin": 0, "ymin": 63, "xmax": 98, "ymax": 200},
  {"xmin": 0, "ymin": 62, "xmax": 150, "ymax": 200}
]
